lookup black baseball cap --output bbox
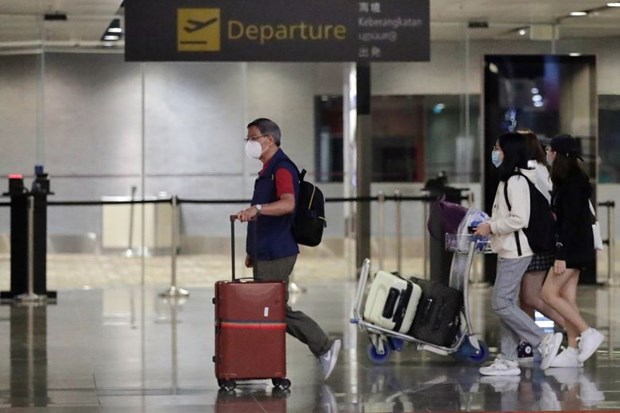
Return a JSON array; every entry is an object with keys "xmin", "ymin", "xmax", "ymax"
[{"xmin": 550, "ymin": 134, "xmax": 583, "ymax": 160}]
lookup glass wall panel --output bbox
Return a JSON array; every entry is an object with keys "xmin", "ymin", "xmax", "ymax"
[
  {"xmin": 2, "ymin": 18, "xmax": 620, "ymax": 289},
  {"xmin": 599, "ymin": 95, "xmax": 620, "ymax": 183},
  {"xmin": 314, "ymin": 94, "xmax": 480, "ymax": 183}
]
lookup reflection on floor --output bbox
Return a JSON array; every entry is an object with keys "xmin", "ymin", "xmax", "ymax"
[{"xmin": 0, "ymin": 279, "xmax": 618, "ymax": 412}]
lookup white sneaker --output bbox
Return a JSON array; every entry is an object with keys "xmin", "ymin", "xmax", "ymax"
[
  {"xmin": 539, "ymin": 332, "xmax": 563, "ymax": 370},
  {"xmin": 320, "ymin": 339, "xmax": 341, "ymax": 380},
  {"xmin": 479, "ymin": 358, "xmax": 521, "ymax": 376},
  {"xmin": 549, "ymin": 347, "xmax": 583, "ymax": 368},
  {"xmin": 577, "ymin": 328, "xmax": 604, "ymax": 363}
]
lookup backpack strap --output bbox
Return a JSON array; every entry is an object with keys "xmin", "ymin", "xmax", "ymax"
[{"xmin": 503, "ymin": 173, "xmax": 523, "ymax": 257}]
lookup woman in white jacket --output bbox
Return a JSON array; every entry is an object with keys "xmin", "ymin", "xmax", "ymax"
[{"xmin": 474, "ymin": 132, "xmax": 563, "ymax": 376}]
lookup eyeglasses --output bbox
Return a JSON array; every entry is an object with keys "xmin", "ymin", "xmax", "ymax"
[{"xmin": 244, "ymin": 135, "xmax": 268, "ymax": 143}]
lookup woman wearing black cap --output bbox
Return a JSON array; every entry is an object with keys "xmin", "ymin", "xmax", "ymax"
[
  {"xmin": 542, "ymin": 134, "xmax": 605, "ymax": 368},
  {"xmin": 514, "ymin": 129, "xmax": 565, "ymax": 366}
]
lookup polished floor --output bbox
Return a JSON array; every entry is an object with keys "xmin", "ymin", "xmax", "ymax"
[{"xmin": 0, "ymin": 255, "xmax": 619, "ymax": 412}]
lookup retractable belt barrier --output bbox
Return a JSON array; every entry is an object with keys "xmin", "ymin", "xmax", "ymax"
[{"xmin": 18, "ymin": 192, "xmax": 618, "ymax": 305}]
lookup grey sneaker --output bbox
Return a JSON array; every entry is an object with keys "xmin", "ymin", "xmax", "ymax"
[
  {"xmin": 320, "ymin": 339, "xmax": 342, "ymax": 380},
  {"xmin": 539, "ymin": 332, "xmax": 563, "ymax": 370}
]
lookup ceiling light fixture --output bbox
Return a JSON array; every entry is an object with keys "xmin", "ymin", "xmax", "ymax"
[
  {"xmin": 607, "ymin": 2, "xmax": 620, "ymax": 6},
  {"xmin": 570, "ymin": 11, "xmax": 588, "ymax": 16},
  {"xmin": 433, "ymin": 103, "xmax": 445, "ymax": 114}
]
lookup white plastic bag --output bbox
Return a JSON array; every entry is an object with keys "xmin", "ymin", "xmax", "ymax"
[
  {"xmin": 589, "ymin": 201, "xmax": 604, "ymax": 251},
  {"xmin": 456, "ymin": 208, "xmax": 490, "ymax": 251}
]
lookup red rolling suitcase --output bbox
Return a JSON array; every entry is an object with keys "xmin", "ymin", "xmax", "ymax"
[{"xmin": 213, "ymin": 215, "xmax": 290, "ymax": 391}]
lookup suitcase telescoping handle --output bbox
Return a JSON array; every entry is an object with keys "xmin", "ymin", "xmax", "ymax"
[
  {"xmin": 229, "ymin": 214, "xmax": 259, "ymax": 282},
  {"xmin": 229, "ymin": 215, "xmax": 237, "ymax": 281}
]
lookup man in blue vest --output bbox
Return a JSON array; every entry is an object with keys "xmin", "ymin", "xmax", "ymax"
[{"xmin": 235, "ymin": 118, "xmax": 341, "ymax": 380}]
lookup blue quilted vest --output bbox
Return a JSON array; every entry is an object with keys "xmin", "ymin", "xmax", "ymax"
[{"xmin": 246, "ymin": 149, "xmax": 300, "ymax": 261}]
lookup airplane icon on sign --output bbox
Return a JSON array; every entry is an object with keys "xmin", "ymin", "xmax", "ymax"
[{"xmin": 184, "ymin": 17, "xmax": 218, "ymax": 33}]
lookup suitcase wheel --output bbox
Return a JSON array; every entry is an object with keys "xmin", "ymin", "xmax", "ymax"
[
  {"xmin": 272, "ymin": 377, "xmax": 291, "ymax": 390},
  {"xmin": 367, "ymin": 342, "xmax": 391, "ymax": 364},
  {"xmin": 218, "ymin": 379, "xmax": 236, "ymax": 392}
]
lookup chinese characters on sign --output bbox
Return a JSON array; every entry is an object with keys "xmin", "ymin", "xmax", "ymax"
[{"xmin": 357, "ymin": 1, "xmax": 425, "ymax": 59}]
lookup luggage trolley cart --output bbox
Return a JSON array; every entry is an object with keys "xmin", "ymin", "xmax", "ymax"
[{"xmin": 351, "ymin": 234, "xmax": 491, "ymax": 365}]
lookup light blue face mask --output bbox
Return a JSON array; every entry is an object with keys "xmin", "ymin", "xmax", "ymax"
[
  {"xmin": 491, "ymin": 150, "xmax": 502, "ymax": 168},
  {"xmin": 546, "ymin": 155, "xmax": 553, "ymax": 166}
]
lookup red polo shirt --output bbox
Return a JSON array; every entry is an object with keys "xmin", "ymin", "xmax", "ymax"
[{"xmin": 260, "ymin": 158, "xmax": 294, "ymax": 198}]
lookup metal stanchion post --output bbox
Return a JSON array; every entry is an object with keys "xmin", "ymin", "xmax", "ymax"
[
  {"xmin": 603, "ymin": 201, "xmax": 618, "ymax": 287},
  {"xmin": 378, "ymin": 191, "xmax": 385, "ymax": 269},
  {"xmin": 160, "ymin": 195, "xmax": 189, "ymax": 298},
  {"xmin": 394, "ymin": 190, "xmax": 402, "ymax": 275},
  {"xmin": 17, "ymin": 196, "xmax": 45, "ymax": 303},
  {"xmin": 125, "ymin": 185, "xmax": 137, "ymax": 257},
  {"xmin": 467, "ymin": 190, "xmax": 474, "ymax": 208}
]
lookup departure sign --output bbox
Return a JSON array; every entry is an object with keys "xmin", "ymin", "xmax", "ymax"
[{"xmin": 125, "ymin": 0, "xmax": 429, "ymax": 62}]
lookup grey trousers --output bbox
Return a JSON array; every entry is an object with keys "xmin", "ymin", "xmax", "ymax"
[
  {"xmin": 492, "ymin": 255, "xmax": 544, "ymax": 361},
  {"xmin": 254, "ymin": 255, "xmax": 330, "ymax": 357}
]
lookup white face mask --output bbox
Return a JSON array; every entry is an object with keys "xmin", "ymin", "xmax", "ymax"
[{"xmin": 245, "ymin": 140, "xmax": 263, "ymax": 159}]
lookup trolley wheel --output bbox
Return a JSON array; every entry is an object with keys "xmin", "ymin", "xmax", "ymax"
[
  {"xmin": 367, "ymin": 342, "xmax": 391, "ymax": 364},
  {"xmin": 389, "ymin": 337, "xmax": 405, "ymax": 352},
  {"xmin": 272, "ymin": 378, "xmax": 291, "ymax": 390},
  {"xmin": 453, "ymin": 336, "xmax": 489, "ymax": 365},
  {"xmin": 218, "ymin": 379, "xmax": 236, "ymax": 392}
]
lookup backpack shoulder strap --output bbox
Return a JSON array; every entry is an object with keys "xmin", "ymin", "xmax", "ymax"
[
  {"xmin": 503, "ymin": 174, "xmax": 514, "ymax": 211},
  {"xmin": 502, "ymin": 173, "xmax": 523, "ymax": 256}
]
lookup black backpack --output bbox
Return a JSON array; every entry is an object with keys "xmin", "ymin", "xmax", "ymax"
[
  {"xmin": 503, "ymin": 172, "xmax": 555, "ymax": 255},
  {"xmin": 292, "ymin": 169, "xmax": 327, "ymax": 247}
]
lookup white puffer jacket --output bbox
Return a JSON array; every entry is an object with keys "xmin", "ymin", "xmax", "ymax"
[{"xmin": 488, "ymin": 168, "xmax": 537, "ymax": 259}]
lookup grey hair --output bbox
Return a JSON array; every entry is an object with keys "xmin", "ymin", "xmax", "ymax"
[{"xmin": 247, "ymin": 118, "xmax": 281, "ymax": 146}]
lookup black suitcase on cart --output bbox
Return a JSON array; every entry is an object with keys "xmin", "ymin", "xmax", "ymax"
[{"xmin": 408, "ymin": 278, "xmax": 462, "ymax": 347}]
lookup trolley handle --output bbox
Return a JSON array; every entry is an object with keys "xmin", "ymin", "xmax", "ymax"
[{"xmin": 352, "ymin": 258, "xmax": 371, "ymax": 321}]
